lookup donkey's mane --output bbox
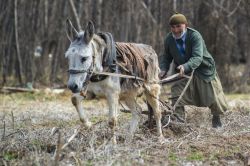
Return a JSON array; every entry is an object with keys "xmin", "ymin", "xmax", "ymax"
[
  {"xmin": 92, "ymin": 34, "xmax": 106, "ymax": 50},
  {"xmin": 97, "ymin": 32, "xmax": 117, "ymax": 72}
]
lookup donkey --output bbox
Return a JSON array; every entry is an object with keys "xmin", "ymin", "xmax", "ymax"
[{"xmin": 65, "ymin": 19, "xmax": 164, "ymax": 143}]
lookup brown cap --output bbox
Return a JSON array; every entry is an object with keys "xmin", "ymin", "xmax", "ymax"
[{"xmin": 169, "ymin": 13, "xmax": 188, "ymax": 25}]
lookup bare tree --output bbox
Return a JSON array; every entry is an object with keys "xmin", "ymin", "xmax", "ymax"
[{"xmin": 14, "ymin": 0, "xmax": 23, "ymax": 85}]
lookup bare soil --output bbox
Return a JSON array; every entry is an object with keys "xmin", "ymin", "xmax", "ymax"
[{"xmin": 0, "ymin": 91, "xmax": 250, "ymax": 165}]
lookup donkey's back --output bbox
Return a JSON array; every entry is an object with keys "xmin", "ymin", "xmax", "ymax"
[{"xmin": 116, "ymin": 42, "xmax": 159, "ymax": 84}]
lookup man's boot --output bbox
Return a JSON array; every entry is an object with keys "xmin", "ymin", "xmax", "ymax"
[{"xmin": 212, "ymin": 115, "xmax": 222, "ymax": 128}]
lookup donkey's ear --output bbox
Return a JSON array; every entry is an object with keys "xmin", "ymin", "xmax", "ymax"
[
  {"xmin": 65, "ymin": 19, "xmax": 78, "ymax": 42},
  {"xmin": 83, "ymin": 21, "xmax": 95, "ymax": 44}
]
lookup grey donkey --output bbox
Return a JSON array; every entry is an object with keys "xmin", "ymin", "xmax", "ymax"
[{"xmin": 65, "ymin": 19, "xmax": 164, "ymax": 143}]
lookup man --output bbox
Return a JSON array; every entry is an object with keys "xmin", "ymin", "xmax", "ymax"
[{"xmin": 159, "ymin": 13, "xmax": 228, "ymax": 128}]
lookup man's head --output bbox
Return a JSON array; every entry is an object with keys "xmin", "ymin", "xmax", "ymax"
[{"xmin": 169, "ymin": 13, "xmax": 187, "ymax": 39}]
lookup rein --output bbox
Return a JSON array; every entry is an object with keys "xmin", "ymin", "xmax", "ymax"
[
  {"xmin": 68, "ymin": 66, "xmax": 192, "ymax": 85},
  {"xmin": 91, "ymin": 70, "xmax": 191, "ymax": 84},
  {"xmin": 93, "ymin": 71, "xmax": 145, "ymax": 81}
]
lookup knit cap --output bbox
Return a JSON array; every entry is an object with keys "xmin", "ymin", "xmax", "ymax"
[{"xmin": 169, "ymin": 13, "xmax": 188, "ymax": 25}]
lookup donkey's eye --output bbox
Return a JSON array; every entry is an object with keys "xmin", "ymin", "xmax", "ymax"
[{"xmin": 81, "ymin": 57, "xmax": 88, "ymax": 63}]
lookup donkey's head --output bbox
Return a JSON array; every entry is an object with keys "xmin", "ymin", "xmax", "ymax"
[{"xmin": 65, "ymin": 19, "xmax": 95, "ymax": 93}]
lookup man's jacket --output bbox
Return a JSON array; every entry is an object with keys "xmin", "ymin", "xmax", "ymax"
[{"xmin": 160, "ymin": 27, "xmax": 216, "ymax": 82}]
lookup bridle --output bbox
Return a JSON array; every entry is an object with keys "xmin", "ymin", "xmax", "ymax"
[
  {"xmin": 67, "ymin": 42, "xmax": 97, "ymax": 74},
  {"xmin": 67, "ymin": 42, "xmax": 97, "ymax": 96}
]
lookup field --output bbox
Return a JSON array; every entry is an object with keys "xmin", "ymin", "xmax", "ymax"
[{"xmin": 0, "ymin": 90, "xmax": 250, "ymax": 165}]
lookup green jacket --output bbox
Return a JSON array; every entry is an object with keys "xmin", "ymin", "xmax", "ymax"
[{"xmin": 160, "ymin": 27, "xmax": 216, "ymax": 82}]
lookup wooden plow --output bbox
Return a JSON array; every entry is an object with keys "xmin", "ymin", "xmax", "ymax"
[{"xmin": 119, "ymin": 71, "xmax": 194, "ymax": 129}]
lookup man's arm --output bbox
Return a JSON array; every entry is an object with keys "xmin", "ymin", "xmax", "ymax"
[{"xmin": 182, "ymin": 33, "xmax": 204, "ymax": 73}]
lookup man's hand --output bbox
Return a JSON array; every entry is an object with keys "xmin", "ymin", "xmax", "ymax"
[
  {"xmin": 177, "ymin": 65, "xmax": 185, "ymax": 76},
  {"xmin": 159, "ymin": 71, "xmax": 167, "ymax": 79}
]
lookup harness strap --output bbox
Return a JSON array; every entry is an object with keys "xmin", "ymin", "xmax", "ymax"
[
  {"xmin": 93, "ymin": 71, "xmax": 145, "ymax": 81},
  {"xmin": 91, "ymin": 70, "xmax": 191, "ymax": 84}
]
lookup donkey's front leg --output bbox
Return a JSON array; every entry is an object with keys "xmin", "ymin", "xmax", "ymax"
[
  {"xmin": 106, "ymin": 92, "xmax": 119, "ymax": 144},
  {"xmin": 71, "ymin": 94, "xmax": 92, "ymax": 129}
]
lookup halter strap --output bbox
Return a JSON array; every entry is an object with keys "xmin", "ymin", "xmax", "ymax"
[{"xmin": 68, "ymin": 69, "xmax": 90, "ymax": 74}]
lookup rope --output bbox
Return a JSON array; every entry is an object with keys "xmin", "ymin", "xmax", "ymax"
[
  {"xmin": 92, "ymin": 70, "xmax": 191, "ymax": 85},
  {"xmin": 172, "ymin": 70, "xmax": 194, "ymax": 111}
]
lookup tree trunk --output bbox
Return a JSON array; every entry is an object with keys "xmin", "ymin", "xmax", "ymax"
[
  {"xmin": 92, "ymin": 0, "xmax": 102, "ymax": 32},
  {"xmin": 14, "ymin": 0, "xmax": 23, "ymax": 85},
  {"xmin": 120, "ymin": 0, "xmax": 130, "ymax": 41}
]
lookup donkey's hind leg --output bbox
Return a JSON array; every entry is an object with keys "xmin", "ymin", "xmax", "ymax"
[{"xmin": 145, "ymin": 84, "xmax": 164, "ymax": 140}]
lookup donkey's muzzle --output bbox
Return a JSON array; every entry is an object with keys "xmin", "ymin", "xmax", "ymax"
[{"xmin": 68, "ymin": 83, "xmax": 80, "ymax": 93}]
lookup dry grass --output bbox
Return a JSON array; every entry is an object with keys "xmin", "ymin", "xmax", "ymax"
[{"xmin": 0, "ymin": 91, "xmax": 250, "ymax": 165}]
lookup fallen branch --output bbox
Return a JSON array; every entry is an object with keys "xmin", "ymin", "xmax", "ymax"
[
  {"xmin": 4, "ymin": 129, "xmax": 24, "ymax": 139},
  {"xmin": 0, "ymin": 87, "xmax": 39, "ymax": 93}
]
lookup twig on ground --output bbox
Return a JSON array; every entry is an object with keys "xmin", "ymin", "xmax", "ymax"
[
  {"xmin": 4, "ymin": 129, "xmax": 24, "ymax": 138},
  {"xmin": 1, "ymin": 120, "xmax": 6, "ymax": 140},
  {"xmin": 51, "ymin": 127, "xmax": 60, "ymax": 136},
  {"xmin": 177, "ymin": 140, "xmax": 184, "ymax": 149},
  {"xmin": 72, "ymin": 156, "xmax": 81, "ymax": 166},
  {"xmin": 53, "ymin": 130, "xmax": 62, "ymax": 166},
  {"xmin": 62, "ymin": 127, "xmax": 80, "ymax": 150},
  {"xmin": 11, "ymin": 111, "xmax": 14, "ymax": 129}
]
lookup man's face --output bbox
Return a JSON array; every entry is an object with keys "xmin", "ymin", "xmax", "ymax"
[{"xmin": 171, "ymin": 24, "xmax": 187, "ymax": 38}]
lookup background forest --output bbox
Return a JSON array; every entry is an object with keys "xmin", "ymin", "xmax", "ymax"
[{"xmin": 1, "ymin": 0, "xmax": 250, "ymax": 92}]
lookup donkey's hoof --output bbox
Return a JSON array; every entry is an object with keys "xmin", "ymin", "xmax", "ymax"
[
  {"xmin": 85, "ymin": 121, "xmax": 92, "ymax": 129},
  {"xmin": 111, "ymin": 136, "xmax": 117, "ymax": 145},
  {"xmin": 81, "ymin": 120, "xmax": 92, "ymax": 129}
]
